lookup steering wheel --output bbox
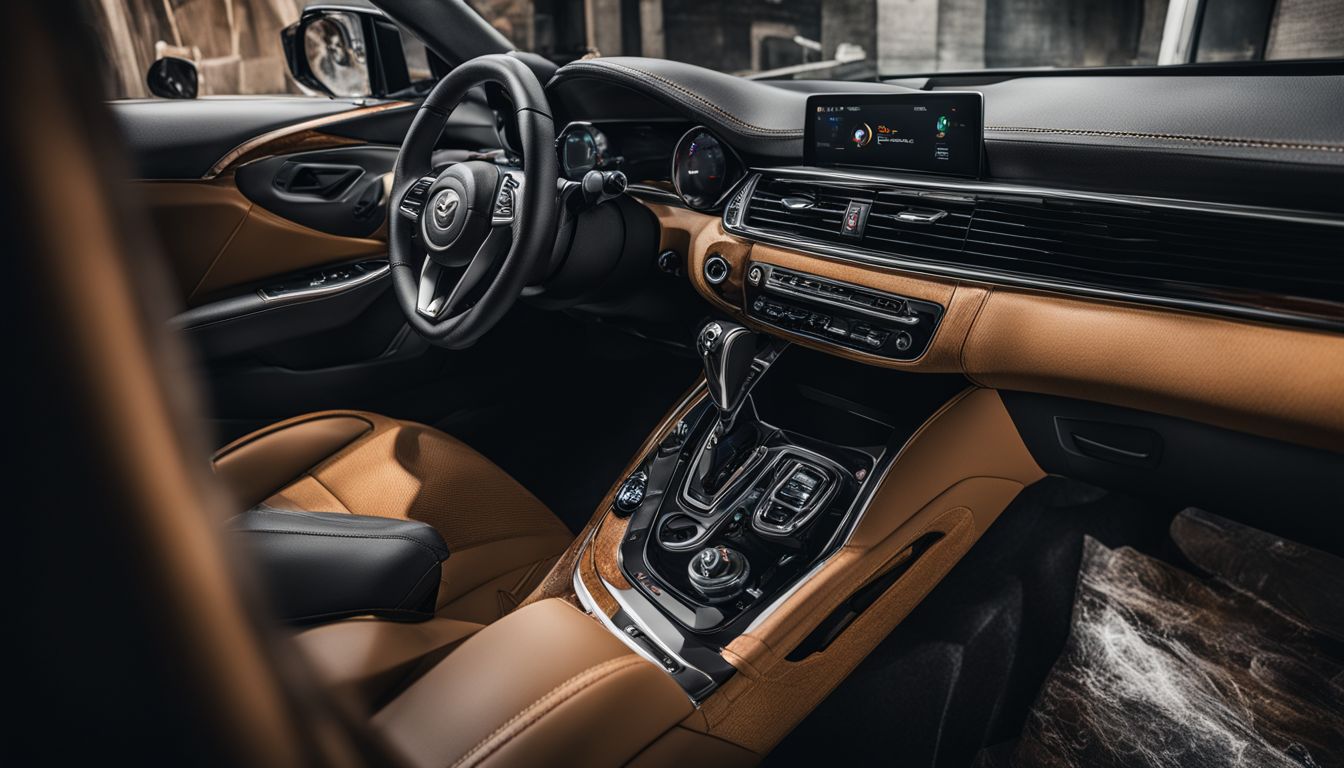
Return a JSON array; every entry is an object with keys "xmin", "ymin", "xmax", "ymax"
[{"xmin": 389, "ymin": 55, "xmax": 558, "ymax": 348}]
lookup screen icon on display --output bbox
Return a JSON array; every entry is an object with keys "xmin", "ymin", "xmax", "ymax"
[{"xmin": 851, "ymin": 123, "xmax": 873, "ymax": 147}]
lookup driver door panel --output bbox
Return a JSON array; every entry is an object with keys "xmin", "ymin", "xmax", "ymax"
[{"xmin": 118, "ymin": 95, "xmax": 503, "ymax": 443}]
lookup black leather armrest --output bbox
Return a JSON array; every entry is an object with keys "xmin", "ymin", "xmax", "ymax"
[{"xmin": 231, "ymin": 507, "xmax": 449, "ymax": 624}]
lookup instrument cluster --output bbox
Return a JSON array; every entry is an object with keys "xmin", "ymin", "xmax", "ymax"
[{"xmin": 556, "ymin": 121, "xmax": 741, "ymax": 210}]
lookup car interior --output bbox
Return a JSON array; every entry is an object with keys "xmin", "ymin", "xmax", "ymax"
[{"xmin": 15, "ymin": 0, "xmax": 1344, "ymax": 765}]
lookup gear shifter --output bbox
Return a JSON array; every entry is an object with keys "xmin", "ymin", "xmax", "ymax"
[
  {"xmin": 686, "ymin": 321, "xmax": 775, "ymax": 507},
  {"xmin": 698, "ymin": 320, "xmax": 759, "ymax": 432}
]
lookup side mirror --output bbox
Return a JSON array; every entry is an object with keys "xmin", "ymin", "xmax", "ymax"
[
  {"xmin": 146, "ymin": 56, "xmax": 198, "ymax": 99},
  {"xmin": 282, "ymin": 8, "xmax": 439, "ymax": 99}
]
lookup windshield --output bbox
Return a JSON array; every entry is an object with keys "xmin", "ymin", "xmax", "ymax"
[{"xmin": 468, "ymin": 0, "xmax": 1344, "ymax": 80}]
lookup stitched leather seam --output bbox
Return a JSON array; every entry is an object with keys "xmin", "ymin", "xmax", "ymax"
[
  {"xmin": 986, "ymin": 125, "xmax": 1344, "ymax": 153},
  {"xmin": 235, "ymin": 528, "xmax": 446, "ymax": 560},
  {"xmin": 450, "ymin": 655, "xmax": 645, "ymax": 768},
  {"xmin": 562, "ymin": 61, "xmax": 802, "ymax": 137}
]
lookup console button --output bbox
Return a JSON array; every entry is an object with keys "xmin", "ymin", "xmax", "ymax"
[
  {"xmin": 841, "ymin": 201, "xmax": 870, "ymax": 238},
  {"xmin": 824, "ymin": 318, "xmax": 849, "ymax": 337},
  {"xmin": 761, "ymin": 502, "xmax": 794, "ymax": 525},
  {"xmin": 893, "ymin": 331, "xmax": 914, "ymax": 352},
  {"xmin": 777, "ymin": 466, "xmax": 824, "ymax": 508}
]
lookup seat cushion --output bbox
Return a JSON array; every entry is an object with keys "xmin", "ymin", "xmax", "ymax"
[{"xmin": 213, "ymin": 410, "xmax": 573, "ymax": 625}]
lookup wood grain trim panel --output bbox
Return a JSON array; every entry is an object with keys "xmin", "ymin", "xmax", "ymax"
[
  {"xmin": 204, "ymin": 101, "xmax": 413, "ymax": 179},
  {"xmin": 644, "ymin": 201, "xmax": 1344, "ymax": 451},
  {"xmin": 692, "ymin": 388, "xmax": 1042, "ymax": 754}
]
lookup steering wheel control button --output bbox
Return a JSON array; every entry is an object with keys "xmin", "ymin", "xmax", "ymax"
[
  {"xmin": 687, "ymin": 545, "xmax": 751, "ymax": 602},
  {"xmin": 493, "ymin": 172, "xmax": 520, "ymax": 224},
  {"xmin": 614, "ymin": 471, "xmax": 649, "ymax": 517},
  {"xmin": 703, "ymin": 253, "xmax": 730, "ymax": 285},
  {"xmin": 398, "ymin": 175, "xmax": 436, "ymax": 220},
  {"xmin": 841, "ymin": 200, "xmax": 870, "ymax": 238}
]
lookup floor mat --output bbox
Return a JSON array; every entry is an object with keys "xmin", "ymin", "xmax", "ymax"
[
  {"xmin": 765, "ymin": 478, "xmax": 1181, "ymax": 768},
  {"xmin": 1004, "ymin": 516, "xmax": 1344, "ymax": 768}
]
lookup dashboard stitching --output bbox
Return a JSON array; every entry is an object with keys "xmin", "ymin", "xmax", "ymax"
[
  {"xmin": 561, "ymin": 61, "xmax": 804, "ymax": 138},
  {"xmin": 986, "ymin": 125, "xmax": 1344, "ymax": 153}
]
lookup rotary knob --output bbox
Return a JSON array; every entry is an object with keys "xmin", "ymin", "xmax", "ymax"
[{"xmin": 687, "ymin": 545, "xmax": 751, "ymax": 602}]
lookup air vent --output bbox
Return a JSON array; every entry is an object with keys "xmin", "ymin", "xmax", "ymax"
[
  {"xmin": 736, "ymin": 173, "xmax": 1344, "ymax": 324},
  {"xmin": 962, "ymin": 199, "xmax": 1344, "ymax": 306},
  {"xmin": 745, "ymin": 178, "xmax": 973, "ymax": 259}
]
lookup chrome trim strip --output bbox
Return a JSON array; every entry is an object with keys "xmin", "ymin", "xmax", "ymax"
[
  {"xmin": 570, "ymin": 568, "xmax": 708, "ymax": 704},
  {"xmin": 598, "ymin": 575, "xmax": 717, "ymax": 699},
  {"xmin": 256, "ymin": 262, "xmax": 389, "ymax": 304},
  {"xmin": 626, "ymin": 183, "xmax": 683, "ymax": 205}
]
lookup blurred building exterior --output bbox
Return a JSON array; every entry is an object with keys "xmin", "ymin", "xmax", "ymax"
[
  {"xmin": 86, "ymin": 0, "xmax": 307, "ymax": 98},
  {"xmin": 89, "ymin": 0, "xmax": 1344, "ymax": 98}
]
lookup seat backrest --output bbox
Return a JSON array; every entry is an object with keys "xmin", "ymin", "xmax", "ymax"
[{"xmin": 7, "ymin": 3, "xmax": 384, "ymax": 765}]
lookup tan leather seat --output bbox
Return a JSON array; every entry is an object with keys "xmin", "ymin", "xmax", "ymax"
[{"xmin": 213, "ymin": 410, "xmax": 573, "ymax": 625}]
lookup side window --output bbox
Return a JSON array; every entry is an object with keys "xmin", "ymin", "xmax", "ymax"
[{"xmin": 85, "ymin": 0, "xmax": 310, "ymax": 99}]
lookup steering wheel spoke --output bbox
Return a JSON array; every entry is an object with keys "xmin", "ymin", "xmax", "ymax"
[{"xmin": 416, "ymin": 228, "xmax": 512, "ymax": 320}]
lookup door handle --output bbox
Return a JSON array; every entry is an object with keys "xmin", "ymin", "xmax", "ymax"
[
  {"xmin": 1055, "ymin": 417, "xmax": 1163, "ymax": 469},
  {"xmin": 272, "ymin": 161, "xmax": 364, "ymax": 199}
]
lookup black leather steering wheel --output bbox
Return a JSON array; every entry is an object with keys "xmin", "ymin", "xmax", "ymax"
[{"xmin": 389, "ymin": 55, "xmax": 558, "ymax": 348}]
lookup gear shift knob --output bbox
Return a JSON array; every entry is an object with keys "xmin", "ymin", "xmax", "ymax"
[{"xmin": 697, "ymin": 320, "xmax": 758, "ymax": 430}]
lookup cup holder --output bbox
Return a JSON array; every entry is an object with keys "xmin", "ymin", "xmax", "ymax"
[{"xmin": 657, "ymin": 514, "xmax": 705, "ymax": 551}]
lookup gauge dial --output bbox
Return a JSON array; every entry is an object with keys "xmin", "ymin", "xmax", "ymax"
[
  {"xmin": 558, "ymin": 123, "xmax": 610, "ymax": 180},
  {"xmin": 673, "ymin": 128, "xmax": 731, "ymax": 210}
]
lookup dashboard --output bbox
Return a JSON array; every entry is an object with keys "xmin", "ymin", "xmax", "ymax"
[
  {"xmin": 539, "ymin": 56, "xmax": 1344, "ymax": 456},
  {"xmin": 547, "ymin": 59, "xmax": 1344, "ymax": 334}
]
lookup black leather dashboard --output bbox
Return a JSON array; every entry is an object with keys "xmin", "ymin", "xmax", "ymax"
[{"xmin": 548, "ymin": 58, "xmax": 1344, "ymax": 212}]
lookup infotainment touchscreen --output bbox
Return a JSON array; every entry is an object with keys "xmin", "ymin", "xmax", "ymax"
[{"xmin": 804, "ymin": 92, "xmax": 983, "ymax": 178}]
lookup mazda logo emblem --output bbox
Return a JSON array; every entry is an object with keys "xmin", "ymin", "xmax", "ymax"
[{"xmin": 432, "ymin": 189, "xmax": 460, "ymax": 230}]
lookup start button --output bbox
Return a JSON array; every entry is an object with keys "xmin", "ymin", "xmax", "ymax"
[{"xmin": 841, "ymin": 201, "xmax": 870, "ymax": 238}]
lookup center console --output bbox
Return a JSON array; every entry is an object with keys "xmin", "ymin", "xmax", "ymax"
[{"xmin": 576, "ymin": 320, "xmax": 970, "ymax": 700}]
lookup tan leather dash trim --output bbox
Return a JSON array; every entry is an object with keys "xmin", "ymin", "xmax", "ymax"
[{"xmin": 450, "ymin": 655, "xmax": 646, "ymax": 768}]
